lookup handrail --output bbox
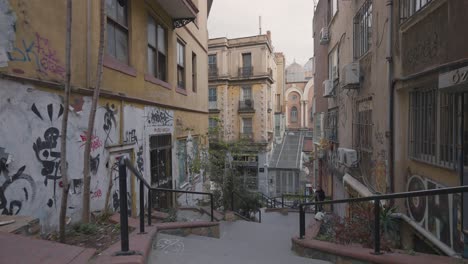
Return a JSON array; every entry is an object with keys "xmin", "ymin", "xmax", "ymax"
[
  {"xmin": 298, "ymin": 185, "xmax": 468, "ymax": 256},
  {"xmin": 117, "ymin": 156, "xmax": 215, "ymax": 255},
  {"xmin": 231, "ymin": 191, "xmax": 261, "ymax": 223}
]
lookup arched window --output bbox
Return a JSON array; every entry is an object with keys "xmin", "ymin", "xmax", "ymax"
[{"xmin": 291, "ymin": 107, "xmax": 298, "ymax": 123}]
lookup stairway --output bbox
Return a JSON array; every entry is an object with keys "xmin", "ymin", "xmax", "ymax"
[
  {"xmin": 149, "ymin": 209, "xmax": 331, "ymax": 264},
  {"xmin": 270, "ymin": 131, "xmax": 304, "ymax": 169}
]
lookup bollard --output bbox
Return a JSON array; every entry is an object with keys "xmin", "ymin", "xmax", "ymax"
[
  {"xmin": 299, "ymin": 205, "xmax": 305, "ymax": 239},
  {"xmin": 373, "ymin": 199, "xmax": 382, "ymax": 255}
]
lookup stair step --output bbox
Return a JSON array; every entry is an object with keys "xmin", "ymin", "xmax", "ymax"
[{"xmin": 0, "ymin": 215, "xmax": 40, "ymax": 236}]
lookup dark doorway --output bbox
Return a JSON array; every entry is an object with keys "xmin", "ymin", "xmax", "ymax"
[{"xmin": 150, "ymin": 134, "xmax": 172, "ymax": 209}]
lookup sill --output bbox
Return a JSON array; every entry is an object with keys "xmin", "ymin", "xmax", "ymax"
[
  {"xmin": 176, "ymin": 87, "xmax": 188, "ymax": 96},
  {"xmin": 409, "ymin": 157, "xmax": 457, "ymax": 171},
  {"xmin": 399, "ymin": 0, "xmax": 446, "ymax": 32},
  {"xmin": 144, "ymin": 74, "xmax": 172, "ymax": 90},
  {"xmin": 103, "ymin": 54, "xmax": 137, "ymax": 77}
]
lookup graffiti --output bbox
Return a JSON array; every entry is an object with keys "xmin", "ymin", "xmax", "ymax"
[
  {"xmin": 103, "ymin": 103, "xmax": 117, "ymax": 146},
  {"xmin": 0, "ymin": 0, "xmax": 16, "ymax": 67},
  {"xmin": 31, "ymin": 103, "xmax": 63, "ymax": 207},
  {"xmin": 154, "ymin": 238, "xmax": 185, "ymax": 253},
  {"xmin": 90, "ymin": 154, "xmax": 100, "ymax": 175},
  {"xmin": 404, "ymin": 31, "xmax": 439, "ymax": 72},
  {"xmin": 123, "ymin": 129, "xmax": 138, "ymax": 144},
  {"xmin": 146, "ymin": 108, "xmax": 173, "ymax": 127},
  {"xmin": 136, "ymin": 146, "xmax": 144, "ymax": 174},
  {"xmin": 70, "ymin": 96, "xmax": 84, "ymax": 113},
  {"xmin": 0, "ymin": 165, "xmax": 36, "ymax": 215},
  {"xmin": 79, "ymin": 132, "xmax": 102, "ymax": 152},
  {"xmin": 7, "ymin": 33, "xmax": 65, "ymax": 78},
  {"xmin": 0, "ymin": 147, "xmax": 12, "ymax": 176},
  {"xmin": 71, "ymin": 179, "xmax": 82, "ymax": 195},
  {"xmin": 112, "ymin": 190, "xmax": 131, "ymax": 214},
  {"xmin": 91, "ymin": 189, "xmax": 102, "ymax": 199}
]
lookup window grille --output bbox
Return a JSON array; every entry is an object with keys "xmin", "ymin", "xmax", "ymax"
[
  {"xmin": 354, "ymin": 0, "xmax": 372, "ymax": 59},
  {"xmin": 400, "ymin": 0, "xmax": 435, "ymax": 22},
  {"xmin": 354, "ymin": 98, "xmax": 373, "ymax": 152}
]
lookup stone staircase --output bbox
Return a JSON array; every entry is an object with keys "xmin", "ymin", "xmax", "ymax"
[{"xmin": 149, "ymin": 209, "xmax": 331, "ymax": 264}]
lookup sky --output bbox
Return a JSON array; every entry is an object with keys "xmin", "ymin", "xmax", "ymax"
[{"xmin": 207, "ymin": 0, "xmax": 315, "ymax": 66}]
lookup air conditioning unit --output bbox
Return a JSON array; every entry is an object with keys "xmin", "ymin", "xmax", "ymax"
[
  {"xmin": 337, "ymin": 148, "xmax": 358, "ymax": 167},
  {"xmin": 341, "ymin": 62, "xmax": 360, "ymax": 89},
  {"xmin": 320, "ymin": 27, "xmax": 330, "ymax": 45},
  {"xmin": 323, "ymin": 80, "xmax": 333, "ymax": 98}
]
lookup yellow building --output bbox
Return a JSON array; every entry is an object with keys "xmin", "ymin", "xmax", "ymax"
[
  {"xmin": 0, "ymin": 0, "xmax": 212, "ymax": 231},
  {"xmin": 208, "ymin": 32, "xmax": 282, "ymax": 194}
]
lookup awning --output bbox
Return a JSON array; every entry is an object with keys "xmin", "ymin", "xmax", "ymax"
[{"xmin": 156, "ymin": 0, "xmax": 199, "ymax": 28}]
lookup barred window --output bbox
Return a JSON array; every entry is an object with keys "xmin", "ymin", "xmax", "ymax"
[
  {"xmin": 353, "ymin": 0, "xmax": 372, "ymax": 59},
  {"xmin": 325, "ymin": 108, "xmax": 338, "ymax": 143},
  {"xmin": 409, "ymin": 89, "xmax": 458, "ymax": 169},
  {"xmin": 400, "ymin": 0, "xmax": 435, "ymax": 22},
  {"xmin": 354, "ymin": 98, "xmax": 373, "ymax": 152}
]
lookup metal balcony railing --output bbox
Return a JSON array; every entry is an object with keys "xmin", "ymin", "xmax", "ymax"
[
  {"xmin": 239, "ymin": 100, "xmax": 254, "ymax": 112},
  {"xmin": 240, "ymin": 132, "xmax": 254, "ymax": 141},
  {"xmin": 238, "ymin": 66, "xmax": 253, "ymax": 77}
]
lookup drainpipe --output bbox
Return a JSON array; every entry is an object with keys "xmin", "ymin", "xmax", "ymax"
[
  {"xmin": 386, "ymin": 0, "xmax": 394, "ymax": 195},
  {"xmin": 87, "ymin": 0, "xmax": 91, "ymax": 88}
]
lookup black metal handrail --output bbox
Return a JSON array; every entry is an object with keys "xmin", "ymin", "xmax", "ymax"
[
  {"xmin": 231, "ymin": 191, "xmax": 262, "ymax": 223},
  {"xmin": 298, "ymin": 185, "xmax": 468, "ymax": 255},
  {"xmin": 118, "ymin": 157, "xmax": 214, "ymax": 255}
]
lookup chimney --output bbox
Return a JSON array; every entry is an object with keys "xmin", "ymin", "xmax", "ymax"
[{"xmin": 267, "ymin": 30, "xmax": 271, "ymax": 42}]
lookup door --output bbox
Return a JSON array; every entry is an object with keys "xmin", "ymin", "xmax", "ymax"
[{"xmin": 149, "ymin": 134, "xmax": 172, "ymax": 209}]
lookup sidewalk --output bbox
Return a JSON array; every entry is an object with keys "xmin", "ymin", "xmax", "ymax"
[{"xmin": 0, "ymin": 231, "xmax": 95, "ymax": 264}]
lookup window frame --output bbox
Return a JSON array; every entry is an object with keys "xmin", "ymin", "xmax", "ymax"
[
  {"xmin": 192, "ymin": 52, "xmax": 197, "ymax": 92},
  {"xmin": 353, "ymin": 97, "xmax": 373, "ymax": 153},
  {"xmin": 147, "ymin": 15, "xmax": 168, "ymax": 82},
  {"xmin": 291, "ymin": 106, "xmax": 298, "ymax": 123},
  {"xmin": 400, "ymin": 0, "xmax": 435, "ymax": 23},
  {"xmin": 242, "ymin": 118, "xmax": 253, "ymax": 134},
  {"xmin": 106, "ymin": 0, "xmax": 130, "ymax": 64},
  {"xmin": 177, "ymin": 40, "xmax": 186, "ymax": 90},
  {"xmin": 353, "ymin": 0, "xmax": 373, "ymax": 59}
]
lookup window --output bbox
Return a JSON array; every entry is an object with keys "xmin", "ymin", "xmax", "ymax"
[
  {"xmin": 354, "ymin": 0, "xmax": 372, "ymax": 59},
  {"xmin": 291, "ymin": 107, "xmax": 298, "ymax": 123},
  {"xmin": 409, "ymin": 89, "xmax": 458, "ymax": 169},
  {"xmin": 242, "ymin": 86, "xmax": 252, "ymax": 100},
  {"xmin": 177, "ymin": 40, "xmax": 185, "ymax": 89},
  {"xmin": 400, "ymin": 0, "xmax": 435, "ymax": 22},
  {"xmin": 325, "ymin": 108, "xmax": 338, "ymax": 142},
  {"xmin": 328, "ymin": 47, "xmax": 338, "ymax": 82},
  {"xmin": 329, "ymin": 0, "xmax": 338, "ymax": 20},
  {"xmin": 243, "ymin": 118, "xmax": 253, "ymax": 134},
  {"xmin": 208, "ymin": 87, "xmax": 217, "ymax": 109},
  {"xmin": 354, "ymin": 98, "xmax": 373, "ymax": 152},
  {"xmin": 209, "ymin": 118, "xmax": 218, "ymax": 129},
  {"xmin": 106, "ymin": 0, "xmax": 129, "ymax": 64},
  {"xmin": 192, "ymin": 52, "xmax": 197, "ymax": 92},
  {"xmin": 147, "ymin": 16, "xmax": 167, "ymax": 81},
  {"xmin": 241, "ymin": 53, "xmax": 252, "ymax": 76},
  {"xmin": 208, "ymin": 54, "xmax": 217, "ymax": 76}
]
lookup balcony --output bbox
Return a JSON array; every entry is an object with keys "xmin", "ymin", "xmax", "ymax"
[
  {"xmin": 208, "ymin": 67, "xmax": 218, "ymax": 79},
  {"xmin": 208, "ymin": 101, "xmax": 219, "ymax": 112},
  {"xmin": 240, "ymin": 132, "xmax": 254, "ymax": 141},
  {"xmin": 238, "ymin": 67, "xmax": 253, "ymax": 78},
  {"xmin": 239, "ymin": 100, "xmax": 255, "ymax": 113},
  {"xmin": 156, "ymin": 0, "xmax": 199, "ymax": 28}
]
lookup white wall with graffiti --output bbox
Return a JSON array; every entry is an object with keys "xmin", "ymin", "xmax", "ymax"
[{"xmin": 0, "ymin": 79, "xmax": 121, "ymax": 231}]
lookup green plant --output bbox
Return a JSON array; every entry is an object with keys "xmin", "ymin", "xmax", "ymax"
[
  {"xmin": 162, "ymin": 208, "xmax": 178, "ymax": 222},
  {"xmin": 72, "ymin": 223, "xmax": 98, "ymax": 235}
]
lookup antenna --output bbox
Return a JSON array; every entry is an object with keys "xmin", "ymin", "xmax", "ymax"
[{"xmin": 259, "ymin": 16, "xmax": 262, "ymax": 35}]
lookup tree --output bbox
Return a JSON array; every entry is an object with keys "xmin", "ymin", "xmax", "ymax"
[
  {"xmin": 59, "ymin": 0, "xmax": 73, "ymax": 243},
  {"xmin": 82, "ymin": 0, "xmax": 106, "ymax": 223}
]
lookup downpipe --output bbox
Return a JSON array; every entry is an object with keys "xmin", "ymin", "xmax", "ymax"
[{"xmin": 386, "ymin": 0, "xmax": 395, "ymax": 196}]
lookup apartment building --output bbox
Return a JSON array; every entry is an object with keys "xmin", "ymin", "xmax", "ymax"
[
  {"xmin": 208, "ymin": 32, "xmax": 281, "ymax": 194},
  {"xmin": 0, "ymin": 0, "xmax": 212, "ymax": 230}
]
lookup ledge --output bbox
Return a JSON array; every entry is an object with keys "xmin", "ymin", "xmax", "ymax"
[
  {"xmin": 176, "ymin": 87, "xmax": 188, "ymax": 95},
  {"xmin": 144, "ymin": 74, "xmax": 172, "ymax": 90},
  {"xmin": 291, "ymin": 237, "xmax": 465, "ymax": 264},
  {"xmin": 104, "ymin": 54, "xmax": 137, "ymax": 77}
]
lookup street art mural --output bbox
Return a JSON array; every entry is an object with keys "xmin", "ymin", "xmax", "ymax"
[{"xmin": 406, "ymin": 175, "xmax": 463, "ymax": 252}]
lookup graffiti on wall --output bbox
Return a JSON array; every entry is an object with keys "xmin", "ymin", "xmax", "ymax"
[
  {"xmin": 79, "ymin": 131, "xmax": 103, "ymax": 152},
  {"xmin": 406, "ymin": 175, "xmax": 463, "ymax": 252},
  {"xmin": 31, "ymin": 103, "xmax": 63, "ymax": 207},
  {"xmin": 7, "ymin": 33, "xmax": 65, "ymax": 78},
  {"xmin": 102, "ymin": 103, "xmax": 118, "ymax": 146}
]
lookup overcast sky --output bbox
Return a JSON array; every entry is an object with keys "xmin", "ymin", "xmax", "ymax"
[{"xmin": 207, "ymin": 0, "xmax": 315, "ymax": 66}]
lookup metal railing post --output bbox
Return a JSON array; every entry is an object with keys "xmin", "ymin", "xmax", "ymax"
[
  {"xmin": 373, "ymin": 199, "xmax": 382, "ymax": 255},
  {"xmin": 139, "ymin": 180, "xmax": 145, "ymax": 233},
  {"xmin": 299, "ymin": 205, "xmax": 305, "ymax": 239},
  {"xmin": 147, "ymin": 189, "xmax": 152, "ymax": 226},
  {"xmin": 210, "ymin": 194, "xmax": 214, "ymax": 222},
  {"xmin": 118, "ymin": 160, "xmax": 129, "ymax": 252}
]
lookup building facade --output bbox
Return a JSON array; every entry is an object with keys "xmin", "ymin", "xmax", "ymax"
[
  {"xmin": 0, "ymin": 0, "xmax": 212, "ymax": 231},
  {"xmin": 207, "ymin": 32, "xmax": 279, "ymax": 194}
]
